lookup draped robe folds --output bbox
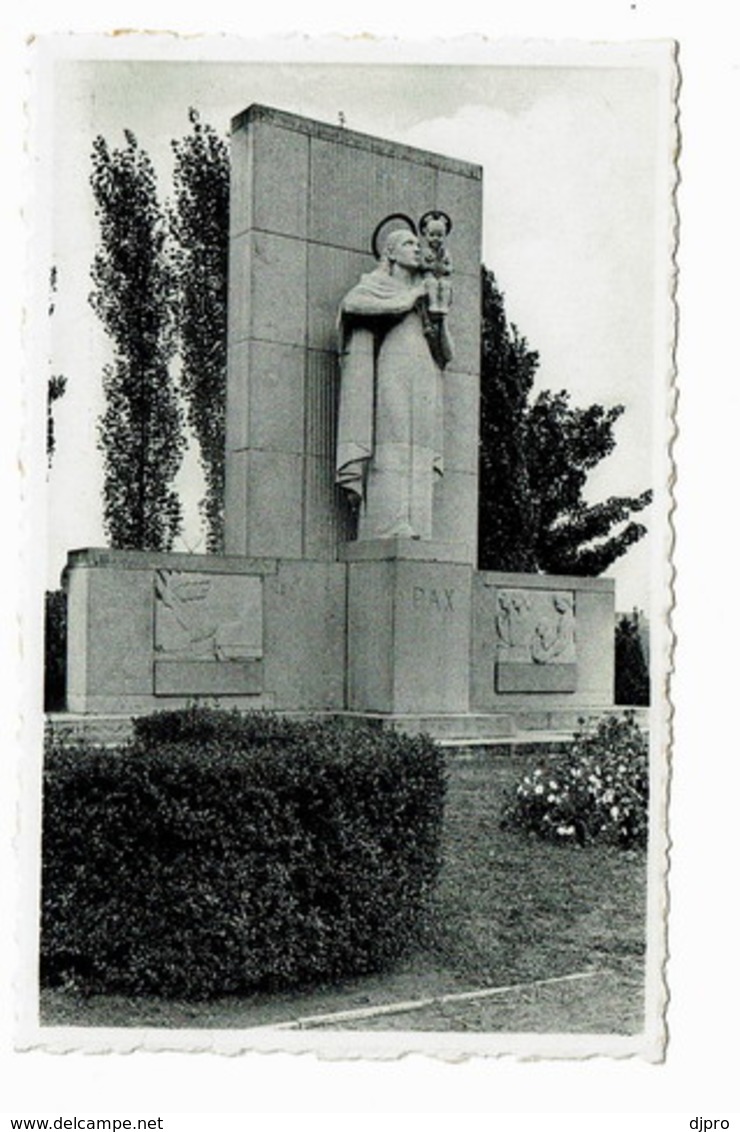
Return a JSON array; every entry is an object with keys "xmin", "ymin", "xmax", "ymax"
[{"xmin": 336, "ymin": 267, "xmax": 447, "ymax": 542}]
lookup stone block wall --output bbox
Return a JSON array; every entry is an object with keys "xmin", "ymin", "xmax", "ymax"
[{"xmin": 64, "ymin": 549, "xmax": 346, "ymax": 715}]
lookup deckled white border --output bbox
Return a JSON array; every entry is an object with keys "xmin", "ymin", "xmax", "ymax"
[
  {"xmin": 9, "ymin": 8, "xmax": 738, "ymax": 1113},
  {"xmin": 5, "ymin": 9, "xmax": 738, "ymax": 1122},
  {"xmin": 15, "ymin": 30, "xmax": 676, "ymax": 1062}
]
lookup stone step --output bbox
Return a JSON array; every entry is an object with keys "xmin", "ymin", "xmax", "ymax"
[{"xmin": 45, "ymin": 705, "xmax": 649, "ymax": 749}]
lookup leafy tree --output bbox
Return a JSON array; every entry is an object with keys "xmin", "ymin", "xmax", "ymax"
[
  {"xmin": 171, "ymin": 110, "xmax": 230, "ymax": 552},
  {"xmin": 479, "ymin": 267, "xmax": 652, "ymax": 575},
  {"xmin": 614, "ymin": 611, "xmax": 650, "ymax": 706},
  {"xmin": 89, "ymin": 130, "xmax": 184, "ymax": 551},
  {"xmin": 526, "ymin": 392, "xmax": 652, "ymax": 575}
]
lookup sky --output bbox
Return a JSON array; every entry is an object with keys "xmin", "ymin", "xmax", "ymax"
[{"xmin": 37, "ymin": 44, "xmax": 676, "ymax": 610}]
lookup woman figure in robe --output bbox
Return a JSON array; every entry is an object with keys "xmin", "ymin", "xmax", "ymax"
[{"xmin": 335, "ymin": 227, "xmax": 453, "ymax": 542}]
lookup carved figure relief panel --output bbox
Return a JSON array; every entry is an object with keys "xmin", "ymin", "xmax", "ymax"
[
  {"xmin": 494, "ymin": 588, "xmax": 578, "ymax": 693},
  {"xmin": 153, "ymin": 571, "xmax": 264, "ymax": 695}
]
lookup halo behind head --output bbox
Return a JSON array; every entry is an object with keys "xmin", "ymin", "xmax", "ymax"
[{"xmin": 371, "ymin": 213, "xmax": 418, "ymax": 260}]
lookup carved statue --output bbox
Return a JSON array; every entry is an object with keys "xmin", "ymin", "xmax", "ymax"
[
  {"xmin": 336, "ymin": 217, "xmax": 454, "ymax": 542},
  {"xmin": 419, "ymin": 210, "xmax": 453, "ymax": 316}
]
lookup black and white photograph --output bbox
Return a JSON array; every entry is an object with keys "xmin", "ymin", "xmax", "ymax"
[
  {"xmin": 3, "ymin": 8, "xmax": 736, "ymax": 1116},
  {"xmin": 20, "ymin": 34, "xmax": 678, "ymax": 1059}
]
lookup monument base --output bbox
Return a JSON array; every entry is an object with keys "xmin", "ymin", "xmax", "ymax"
[
  {"xmin": 60, "ymin": 547, "xmax": 617, "ymax": 734},
  {"xmin": 63, "ymin": 548, "xmax": 346, "ymax": 715}
]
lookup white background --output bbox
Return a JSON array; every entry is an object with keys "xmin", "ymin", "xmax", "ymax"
[{"xmin": 2, "ymin": 0, "xmax": 739, "ymax": 1123}]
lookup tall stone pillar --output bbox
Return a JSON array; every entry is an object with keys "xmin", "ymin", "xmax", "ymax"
[{"xmin": 224, "ymin": 104, "xmax": 483, "ymax": 566}]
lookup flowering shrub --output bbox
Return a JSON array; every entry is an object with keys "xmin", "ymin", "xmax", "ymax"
[{"xmin": 501, "ymin": 713, "xmax": 649, "ymax": 849}]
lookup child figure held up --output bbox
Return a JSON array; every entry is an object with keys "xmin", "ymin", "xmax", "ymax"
[{"xmin": 419, "ymin": 210, "xmax": 453, "ymax": 315}]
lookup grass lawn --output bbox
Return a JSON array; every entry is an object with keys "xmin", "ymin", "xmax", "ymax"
[{"xmin": 40, "ymin": 748, "xmax": 647, "ymax": 1034}]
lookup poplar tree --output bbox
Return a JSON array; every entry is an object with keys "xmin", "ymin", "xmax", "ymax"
[
  {"xmin": 614, "ymin": 611, "xmax": 651, "ymax": 705},
  {"xmin": 46, "ymin": 266, "xmax": 67, "ymax": 468},
  {"xmin": 90, "ymin": 130, "xmax": 184, "ymax": 550},
  {"xmin": 171, "ymin": 109, "xmax": 230, "ymax": 552}
]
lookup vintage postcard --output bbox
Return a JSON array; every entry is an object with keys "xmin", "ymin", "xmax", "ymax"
[{"xmin": 18, "ymin": 32, "xmax": 677, "ymax": 1061}]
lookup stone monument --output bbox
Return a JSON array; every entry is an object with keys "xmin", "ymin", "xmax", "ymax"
[{"xmin": 60, "ymin": 105, "xmax": 615, "ymax": 741}]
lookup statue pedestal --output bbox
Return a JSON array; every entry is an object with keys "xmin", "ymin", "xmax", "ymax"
[
  {"xmin": 344, "ymin": 540, "xmax": 473, "ymax": 715},
  {"xmin": 339, "ymin": 537, "xmax": 470, "ymax": 565}
]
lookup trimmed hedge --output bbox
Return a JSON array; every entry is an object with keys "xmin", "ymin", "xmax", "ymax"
[{"xmin": 41, "ymin": 708, "xmax": 446, "ymax": 999}]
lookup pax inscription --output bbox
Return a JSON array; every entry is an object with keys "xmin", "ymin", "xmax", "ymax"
[{"xmin": 411, "ymin": 585, "xmax": 456, "ymax": 613}]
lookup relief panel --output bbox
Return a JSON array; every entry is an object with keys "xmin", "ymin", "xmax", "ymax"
[
  {"xmin": 494, "ymin": 588, "xmax": 578, "ymax": 693},
  {"xmin": 154, "ymin": 571, "xmax": 264, "ymax": 695}
]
